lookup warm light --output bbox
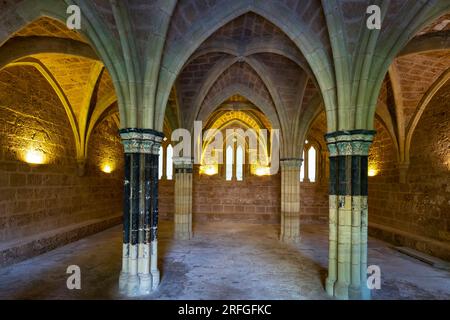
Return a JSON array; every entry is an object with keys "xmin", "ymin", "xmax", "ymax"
[
  {"xmin": 255, "ymin": 166, "xmax": 270, "ymax": 176},
  {"xmin": 368, "ymin": 168, "xmax": 378, "ymax": 177},
  {"xmin": 102, "ymin": 164, "xmax": 113, "ymax": 173},
  {"xmin": 200, "ymin": 165, "xmax": 218, "ymax": 176},
  {"xmin": 25, "ymin": 149, "xmax": 45, "ymax": 164}
]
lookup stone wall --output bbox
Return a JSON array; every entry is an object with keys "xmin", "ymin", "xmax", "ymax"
[
  {"xmin": 0, "ymin": 65, "xmax": 123, "ymax": 264},
  {"xmin": 192, "ymin": 166, "xmax": 281, "ymax": 223},
  {"xmin": 369, "ymin": 83, "xmax": 450, "ymax": 260},
  {"xmin": 368, "ymin": 119, "xmax": 400, "ymax": 228},
  {"xmin": 300, "ymin": 182, "xmax": 328, "ymax": 222},
  {"xmin": 159, "ymin": 179, "xmax": 174, "ymax": 221},
  {"xmin": 157, "ymin": 166, "xmax": 329, "ymax": 224}
]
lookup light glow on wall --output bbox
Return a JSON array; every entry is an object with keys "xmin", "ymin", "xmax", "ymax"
[
  {"xmin": 24, "ymin": 149, "xmax": 46, "ymax": 165},
  {"xmin": 368, "ymin": 167, "xmax": 378, "ymax": 177},
  {"xmin": 102, "ymin": 164, "xmax": 113, "ymax": 173},
  {"xmin": 200, "ymin": 165, "xmax": 218, "ymax": 176},
  {"xmin": 255, "ymin": 166, "xmax": 270, "ymax": 176}
]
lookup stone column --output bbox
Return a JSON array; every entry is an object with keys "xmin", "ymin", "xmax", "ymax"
[
  {"xmin": 324, "ymin": 130, "xmax": 375, "ymax": 300},
  {"xmin": 174, "ymin": 157, "xmax": 193, "ymax": 240},
  {"xmin": 280, "ymin": 158, "xmax": 302, "ymax": 242},
  {"xmin": 118, "ymin": 128, "xmax": 163, "ymax": 296}
]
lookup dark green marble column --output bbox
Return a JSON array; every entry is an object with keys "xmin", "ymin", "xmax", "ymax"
[
  {"xmin": 119, "ymin": 129, "xmax": 163, "ymax": 296},
  {"xmin": 324, "ymin": 130, "xmax": 375, "ymax": 300}
]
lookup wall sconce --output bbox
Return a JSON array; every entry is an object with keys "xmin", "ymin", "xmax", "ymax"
[
  {"xmin": 24, "ymin": 149, "xmax": 45, "ymax": 165},
  {"xmin": 102, "ymin": 164, "xmax": 113, "ymax": 174},
  {"xmin": 200, "ymin": 165, "xmax": 217, "ymax": 176},
  {"xmin": 255, "ymin": 166, "xmax": 270, "ymax": 176},
  {"xmin": 368, "ymin": 167, "xmax": 378, "ymax": 177}
]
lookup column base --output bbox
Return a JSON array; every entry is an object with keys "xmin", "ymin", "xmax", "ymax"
[
  {"xmin": 174, "ymin": 231, "xmax": 192, "ymax": 240},
  {"xmin": 334, "ymin": 281, "xmax": 349, "ymax": 300},
  {"xmin": 138, "ymin": 273, "xmax": 152, "ymax": 295},
  {"xmin": 349, "ymin": 285, "xmax": 362, "ymax": 300},
  {"xmin": 126, "ymin": 274, "xmax": 140, "ymax": 297},
  {"xmin": 325, "ymin": 277, "xmax": 335, "ymax": 296},
  {"xmin": 151, "ymin": 269, "xmax": 160, "ymax": 290},
  {"xmin": 119, "ymin": 272, "xmax": 158, "ymax": 296},
  {"xmin": 280, "ymin": 234, "xmax": 300, "ymax": 243},
  {"xmin": 150, "ymin": 239, "xmax": 160, "ymax": 290}
]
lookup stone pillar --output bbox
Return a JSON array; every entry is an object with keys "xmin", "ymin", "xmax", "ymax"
[
  {"xmin": 280, "ymin": 158, "xmax": 302, "ymax": 242},
  {"xmin": 325, "ymin": 130, "xmax": 375, "ymax": 300},
  {"xmin": 174, "ymin": 157, "xmax": 193, "ymax": 240},
  {"xmin": 118, "ymin": 128, "xmax": 163, "ymax": 296}
]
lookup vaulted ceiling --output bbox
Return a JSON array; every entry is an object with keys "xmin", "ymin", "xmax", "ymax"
[{"xmin": 0, "ymin": 0, "xmax": 449, "ymax": 160}]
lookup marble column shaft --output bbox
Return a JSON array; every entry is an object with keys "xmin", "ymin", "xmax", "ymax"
[
  {"xmin": 118, "ymin": 128, "xmax": 163, "ymax": 296},
  {"xmin": 325, "ymin": 130, "xmax": 375, "ymax": 300}
]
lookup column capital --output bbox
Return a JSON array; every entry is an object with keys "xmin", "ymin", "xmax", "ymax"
[
  {"xmin": 173, "ymin": 157, "xmax": 194, "ymax": 171},
  {"xmin": 119, "ymin": 128, "xmax": 164, "ymax": 154},
  {"xmin": 325, "ymin": 129, "xmax": 376, "ymax": 156},
  {"xmin": 280, "ymin": 158, "xmax": 303, "ymax": 168}
]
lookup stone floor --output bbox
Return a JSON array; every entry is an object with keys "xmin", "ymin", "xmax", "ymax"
[{"xmin": 0, "ymin": 221, "xmax": 449, "ymax": 300}]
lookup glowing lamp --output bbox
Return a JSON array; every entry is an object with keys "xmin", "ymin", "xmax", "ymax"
[
  {"xmin": 200, "ymin": 165, "xmax": 217, "ymax": 176},
  {"xmin": 25, "ymin": 149, "xmax": 45, "ymax": 164},
  {"xmin": 368, "ymin": 168, "xmax": 378, "ymax": 177},
  {"xmin": 255, "ymin": 166, "xmax": 270, "ymax": 176},
  {"xmin": 102, "ymin": 164, "xmax": 112, "ymax": 173}
]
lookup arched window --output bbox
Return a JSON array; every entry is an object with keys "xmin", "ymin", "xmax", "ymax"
[
  {"xmin": 226, "ymin": 145, "xmax": 233, "ymax": 181},
  {"xmin": 300, "ymin": 150, "xmax": 305, "ymax": 182},
  {"xmin": 166, "ymin": 144, "xmax": 173, "ymax": 180},
  {"xmin": 236, "ymin": 145, "xmax": 244, "ymax": 181},
  {"xmin": 158, "ymin": 145, "xmax": 163, "ymax": 180},
  {"xmin": 308, "ymin": 146, "xmax": 316, "ymax": 182}
]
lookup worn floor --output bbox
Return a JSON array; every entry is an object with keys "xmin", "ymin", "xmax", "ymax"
[{"xmin": 0, "ymin": 221, "xmax": 449, "ymax": 300}]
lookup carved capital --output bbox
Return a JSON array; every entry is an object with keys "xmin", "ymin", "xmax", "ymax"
[
  {"xmin": 119, "ymin": 128, "xmax": 164, "ymax": 154},
  {"xmin": 325, "ymin": 130, "xmax": 376, "ymax": 156},
  {"xmin": 174, "ymin": 157, "xmax": 194, "ymax": 171},
  {"xmin": 280, "ymin": 158, "xmax": 303, "ymax": 168}
]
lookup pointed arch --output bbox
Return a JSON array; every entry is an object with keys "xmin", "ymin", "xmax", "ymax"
[
  {"xmin": 0, "ymin": 36, "xmax": 98, "ymax": 70},
  {"xmin": 1, "ymin": 60, "xmax": 81, "ymax": 158},
  {"xmin": 365, "ymin": 3, "xmax": 450, "ymax": 131},
  {"xmin": 154, "ymin": 2, "xmax": 333, "ymax": 132},
  {"xmin": 196, "ymin": 84, "xmax": 281, "ymax": 132},
  {"xmin": 0, "ymin": 1, "xmax": 129, "ymax": 128},
  {"xmin": 400, "ymin": 30, "xmax": 450, "ymax": 56},
  {"xmin": 187, "ymin": 55, "xmax": 240, "ymax": 126},
  {"xmin": 405, "ymin": 67, "xmax": 450, "ymax": 163}
]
